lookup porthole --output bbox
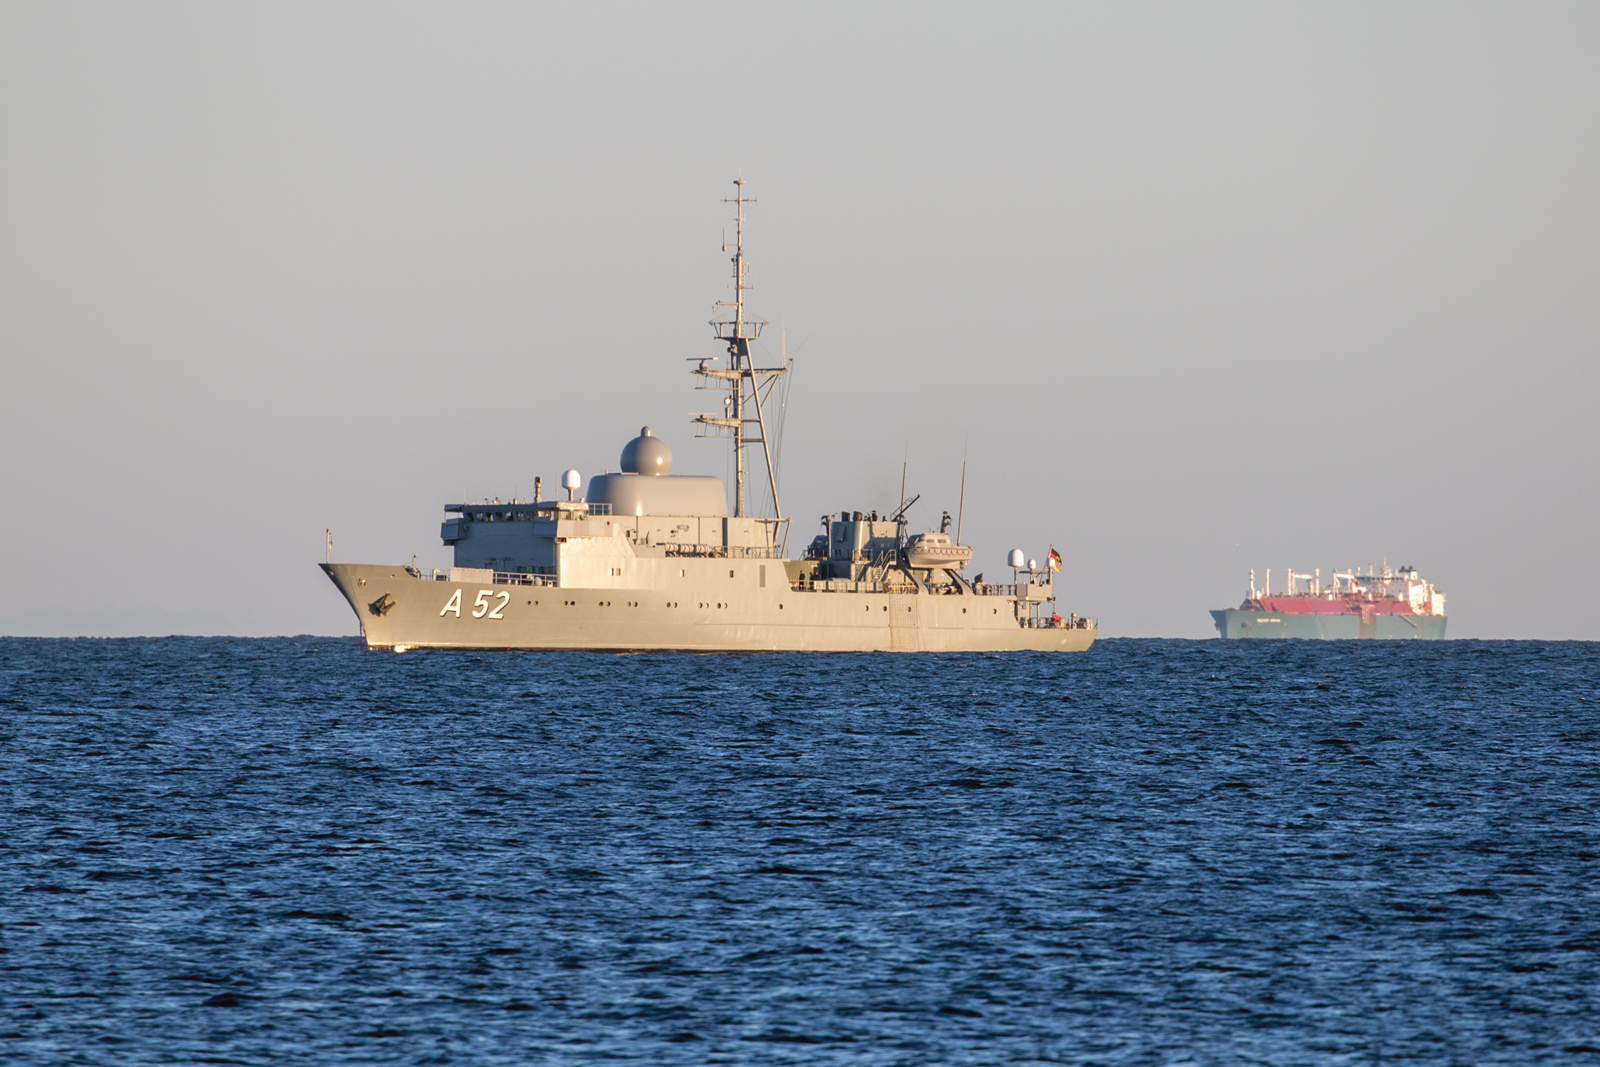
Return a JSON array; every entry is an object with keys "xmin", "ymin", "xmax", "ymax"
[{"xmin": 962, "ymin": 608, "xmax": 967, "ymax": 614}]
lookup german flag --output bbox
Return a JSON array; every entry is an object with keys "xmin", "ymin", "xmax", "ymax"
[{"xmin": 1048, "ymin": 547, "xmax": 1061, "ymax": 572}]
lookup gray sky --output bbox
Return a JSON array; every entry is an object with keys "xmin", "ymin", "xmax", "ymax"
[{"xmin": 3, "ymin": 2, "xmax": 1597, "ymax": 639}]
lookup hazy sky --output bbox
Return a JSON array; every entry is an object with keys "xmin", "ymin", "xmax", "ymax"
[{"xmin": 3, "ymin": 3, "xmax": 1597, "ymax": 639}]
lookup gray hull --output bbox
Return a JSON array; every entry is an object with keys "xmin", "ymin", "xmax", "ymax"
[
  {"xmin": 326, "ymin": 563, "xmax": 1096, "ymax": 653},
  {"xmin": 1211, "ymin": 608, "xmax": 1446, "ymax": 640}
]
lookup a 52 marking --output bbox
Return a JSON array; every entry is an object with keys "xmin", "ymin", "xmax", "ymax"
[{"xmin": 440, "ymin": 588, "xmax": 509, "ymax": 619}]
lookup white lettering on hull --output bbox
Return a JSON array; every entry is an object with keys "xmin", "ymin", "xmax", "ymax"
[{"xmin": 442, "ymin": 587, "xmax": 509, "ymax": 620}]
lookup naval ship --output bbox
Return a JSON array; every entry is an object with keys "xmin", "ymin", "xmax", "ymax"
[
  {"xmin": 321, "ymin": 181, "xmax": 1096, "ymax": 652},
  {"xmin": 1211, "ymin": 565, "xmax": 1447, "ymax": 640}
]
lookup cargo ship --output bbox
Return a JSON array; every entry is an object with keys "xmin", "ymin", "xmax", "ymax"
[{"xmin": 1211, "ymin": 565, "xmax": 1446, "ymax": 640}]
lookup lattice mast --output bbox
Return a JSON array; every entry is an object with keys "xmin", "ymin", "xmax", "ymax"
[{"xmin": 696, "ymin": 178, "xmax": 786, "ymax": 520}]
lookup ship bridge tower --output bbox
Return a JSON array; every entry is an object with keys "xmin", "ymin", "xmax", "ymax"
[{"xmin": 694, "ymin": 179, "xmax": 790, "ymax": 527}]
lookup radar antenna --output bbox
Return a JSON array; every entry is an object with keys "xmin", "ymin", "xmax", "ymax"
[{"xmin": 694, "ymin": 179, "xmax": 788, "ymax": 525}]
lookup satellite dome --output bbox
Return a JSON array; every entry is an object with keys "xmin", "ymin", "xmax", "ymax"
[{"xmin": 620, "ymin": 426, "xmax": 673, "ymax": 475}]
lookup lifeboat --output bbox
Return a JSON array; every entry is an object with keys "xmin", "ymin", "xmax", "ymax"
[{"xmin": 905, "ymin": 532, "xmax": 973, "ymax": 570}]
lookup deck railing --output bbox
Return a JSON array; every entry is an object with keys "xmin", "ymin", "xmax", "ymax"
[
  {"xmin": 975, "ymin": 583, "xmax": 1039, "ymax": 597},
  {"xmin": 1020, "ymin": 615, "xmax": 1095, "ymax": 630},
  {"xmin": 663, "ymin": 543, "xmax": 782, "ymax": 559},
  {"xmin": 791, "ymin": 579, "xmax": 959, "ymax": 595},
  {"xmin": 494, "ymin": 571, "xmax": 558, "ymax": 586},
  {"xmin": 787, "ymin": 578, "xmax": 1065, "ymax": 600}
]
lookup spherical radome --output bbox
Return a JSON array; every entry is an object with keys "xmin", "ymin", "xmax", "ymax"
[{"xmin": 620, "ymin": 426, "xmax": 673, "ymax": 475}]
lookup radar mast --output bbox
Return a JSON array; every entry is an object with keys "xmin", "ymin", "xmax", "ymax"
[{"xmin": 695, "ymin": 178, "xmax": 788, "ymax": 523}]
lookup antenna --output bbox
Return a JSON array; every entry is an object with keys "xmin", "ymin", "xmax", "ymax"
[
  {"xmin": 956, "ymin": 452, "xmax": 968, "ymax": 547},
  {"xmin": 697, "ymin": 178, "xmax": 785, "ymax": 528},
  {"xmin": 325, "ymin": 529, "xmax": 332, "ymax": 564},
  {"xmin": 900, "ymin": 440, "xmax": 908, "ymax": 515}
]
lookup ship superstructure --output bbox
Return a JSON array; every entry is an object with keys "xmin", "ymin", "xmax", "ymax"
[
  {"xmin": 320, "ymin": 181, "xmax": 1096, "ymax": 652},
  {"xmin": 1211, "ymin": 564, "xmax": 1447, "ymax": 640}
]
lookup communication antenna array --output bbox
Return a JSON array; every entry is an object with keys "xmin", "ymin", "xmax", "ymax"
[{"xmin": 693, "ymin": 179, "xmax": 788, "ymax": 525}]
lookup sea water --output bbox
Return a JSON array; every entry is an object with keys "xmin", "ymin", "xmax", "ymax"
[{"xmin": 2, "ymin": 637, "xmax": 1597, "ymax": 1064}]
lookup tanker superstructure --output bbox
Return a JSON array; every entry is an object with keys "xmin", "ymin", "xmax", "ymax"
[
  {"xmin": 320, "ymin": 181, "xmax": 1097, "ymax": 652},
  {"xmin": 1211, "ymin": 565, "xmax": 1447, "ymax": 640}
]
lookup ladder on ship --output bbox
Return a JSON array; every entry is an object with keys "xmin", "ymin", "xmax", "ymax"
[{"xmin": 887, "ymin": 587, "xmax": 920, "ymax": 652}]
